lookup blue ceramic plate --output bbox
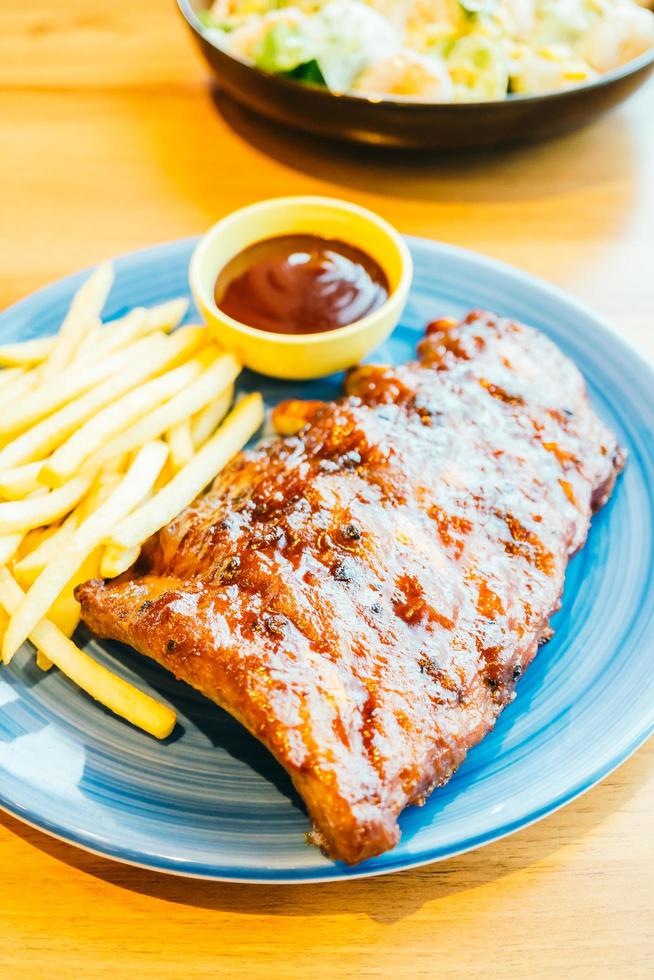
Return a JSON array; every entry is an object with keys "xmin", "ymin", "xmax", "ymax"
[{"xmin": 0, "ymin": 237, "xmax": 652, "ymax": 883}]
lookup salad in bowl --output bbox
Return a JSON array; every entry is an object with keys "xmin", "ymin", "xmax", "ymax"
[{"xmin": 198, "ymin": 0, "xmax": 654, "ymax": 103}]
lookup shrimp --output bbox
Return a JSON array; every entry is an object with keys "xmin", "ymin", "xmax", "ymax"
[
  {"xmin": 578, "ymin": 3, "xmax": 654, "ymax": 72},
  {"xmin": 353, "ymin": 49, "xmax": 454, "ymax": 100},
  {"xmin": 227, "ymin": 8, "xmax": 306, "ymax": 61}
]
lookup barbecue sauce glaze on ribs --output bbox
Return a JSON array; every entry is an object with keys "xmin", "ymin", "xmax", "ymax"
[{"xmin": 77, "ymin": 311, "xmax": 624, "ymax": 865}]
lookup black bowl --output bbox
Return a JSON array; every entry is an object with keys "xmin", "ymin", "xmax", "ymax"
[{"xmin": 178, "ymin": 0, "xmax": 654, "ymax": 150}]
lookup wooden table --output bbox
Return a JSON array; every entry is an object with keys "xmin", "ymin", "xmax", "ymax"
[{"xmin": 1, "ymin": 3, "xmax": 653, "ymax": 977}]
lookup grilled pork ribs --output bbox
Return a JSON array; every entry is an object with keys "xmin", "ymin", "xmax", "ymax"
[{"xmin": 77, "ymin": 312, "xmax": 624, "ymax": 865}]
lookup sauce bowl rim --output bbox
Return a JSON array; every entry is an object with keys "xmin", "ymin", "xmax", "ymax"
[{"xmin": 189, "ymin": 195, "xmax": 414, "ymax": 348}]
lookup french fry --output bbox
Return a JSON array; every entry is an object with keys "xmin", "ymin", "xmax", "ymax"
[
  {"xmin": 79, "ymin": 308, "xmax": 145, "ymax": 362},
  {"xmin": 100, "ymin": 542, "xmax": 141, "ymax": 579},
  {"xmin": 21, "ymin": 472, "xmax": 122, "ymax": 587},
  {"xmin": 14, "ymin": 526, "xmax": 51, "ymax": 561},
  {"xmin": 40, "ymin": 263, "xmax": 114, "ymax": 383},
  {"xmin": 0, "ymin": 473, "xmax": 93, "ymax": 535},
  {"xmin": 144, "ymin": 297, "xmax": 189, "ymax": 332},
  {"xmin": 96, "ymin": 352, "xmax": 240, "ymax": 463},
  {"xmin": 166, "ymin": 419, "xmax": 195, "ymax": 472},
  {"xmin": 0, "ymin": 533, "xmax": 23, "ymax": 566},
  {"xmin": 48, "ymin": 590, "xmax": 81, "ymax": 638},
  {"xmin": 72, "ymin": 317, "xmax": 102, "ymax": 357},
  {"xmin": 0, "ymin": 333, "xmax": 165, "ymax": 442},
  {"xmin": 13, "ymin": 513, "xmax": 80, "ymax": 587},
  {"xmin": 0, "ymin": 461, "xmax": 43, "ymax": 499},
  {"xmin": 0, "ymin": 569, "xmax": 176, "ymax": 738},
  {"xmin": 0, "ymin": 390, "xmax": 140, "ymax": 477},
  {"xmin": 76, "ymin": 468, "xmax": 123, "ymax": 519},
  {"xmin": 108, "ymin": 393, "xmax": 263, "ymax": 551},
  {"xmin": 0, "ymin": 299, "xmax": 187, "ymax": 379},
  {"xmin": 97, "ymin": 454, "xmax": 127, "ymax": 478},
  {"xmin": 83, "ymin": 300, "xmax": 189, "ymax": 362},
  {"xmin": 98, "ymin": 476, "xmax": 154, "ymax": 579},
  {"xmin": 85, "ymin": 299, "xmax": 189, "ymax": 363},
  {"xmin": 0, "ymin": 330, "xmax": 205, "ymax": 470},
  {"xmin": 0, "ymin": 336, "xmax": 55, "ymax": 368},
  {"xmin": 0, "ymin": 325, "xmax": 205, "ymax": 441},
  {"xmin": 47, "ymin": 547, "xmax": 103, "ymax": 638},
  {"xmin": 85, "ymin": 300, "xmax": 189, "ymax": 360},
  {"xmin": 0, "ymin": 335, "xmax": 168, "ymax": 469},
  {"xmin": 40, "ymin": 359, "xmax": 204, "ymax": 488},
  {"xmin": 153, "ymin": 456, "xmax": 175, "ymax": 492},
  {"xmin": 0, "ymin": 605, "xmax": 8, "ymax": 642},
  {"xmin": 2, "ymin": 441, "xmax": 169, "ymax": 662},
  {"xmin": 0, "ymin": 274, "xmax": 233, "ymax": 737},
  {"xmin": 0, "ymin": 272, "xmax": 244, "ymax": 737},
  {"xmin": 0, "ymin": 367, "xmax": 24, "ymax": 389},
  {"xmin": 190, "ymin": 386, "xmax": 233, "ymax": 449},
  {"xmin": 36, "ymin": 650, "xmax": 53, "ymax": 671},
  {"xmin": 0, "ymin": 369, "xmax": 39, "ymax": 410}
]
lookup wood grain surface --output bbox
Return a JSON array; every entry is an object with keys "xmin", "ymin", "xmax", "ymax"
[{"xmin": 0, "ymin": 3, "xmax": 652, "ymax": 977}]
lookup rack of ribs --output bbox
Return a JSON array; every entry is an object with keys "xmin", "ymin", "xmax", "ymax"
[{"xmin": 76, "ymin": 310, "xmax": 624, "ymax": 866}]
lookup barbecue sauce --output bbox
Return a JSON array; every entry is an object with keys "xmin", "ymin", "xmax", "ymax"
[{"xmin": 214, "ymin": 234, "xmax": 389, "ymax": 335}]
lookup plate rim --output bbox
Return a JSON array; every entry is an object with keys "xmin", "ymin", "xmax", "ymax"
[
  {"xmin": 2, "ymin": 716, "xmax": 650, "ymax": 884},
  {"xmin": 1, "ymin": 233, "xmax": 652, "ymax": 883},
  {"xmin": 2, "ymin": 232, "xmax": 651, "ymax": 370}
]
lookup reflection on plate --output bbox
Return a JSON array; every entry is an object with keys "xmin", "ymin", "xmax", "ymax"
[{"xmin": 0, "ymin": 236, "xmax": 652, "ymax": 882}]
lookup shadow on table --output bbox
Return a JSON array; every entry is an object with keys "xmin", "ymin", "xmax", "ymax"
[
  {"xmin": 209, "ymin": 87, "xmax": 638, "ymax": 206},
  {"xmin": 2, "ymin": 742, "xmax": 651, "ymax": 925},
  {"xmin": 95, "ymin": 634, "xmax": 307, "ymax": 810},
  {"xmin": 136, "ymin": 80, "xmax": 642, "ymax": 283}
]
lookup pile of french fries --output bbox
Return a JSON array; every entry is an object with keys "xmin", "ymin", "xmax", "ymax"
[{"xmin": 0, "ymin": 262, "xmax": 264, "ymax": 739}]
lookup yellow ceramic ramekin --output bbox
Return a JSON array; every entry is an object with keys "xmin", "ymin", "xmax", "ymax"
[{"xmin": 189, "ymin": 196, "xmax": 413, "ymax": 380}]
